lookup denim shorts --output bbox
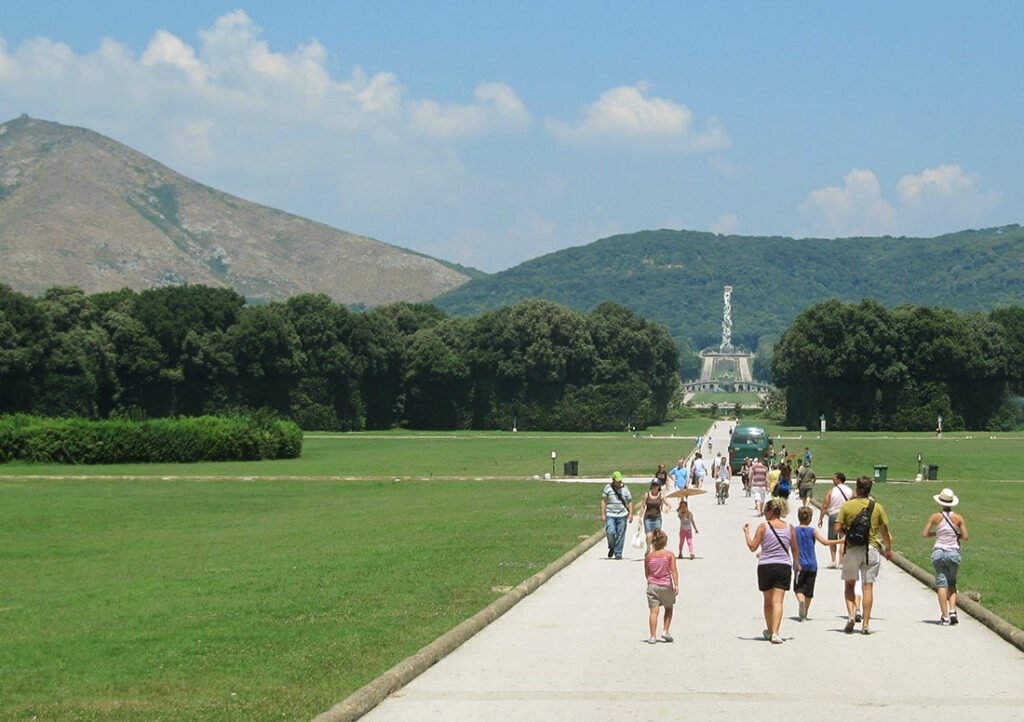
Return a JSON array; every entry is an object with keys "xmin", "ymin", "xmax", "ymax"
[
  {"xmin": 931, "ymin": 547, "xmax": 961, "ymax": 588},
  {"xmin": 644, "ymin": 517, "xmax": 663, "ymax": 533}
]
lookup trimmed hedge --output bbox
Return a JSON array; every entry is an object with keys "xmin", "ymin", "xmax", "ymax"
[{"xmin": 0, "ymin": 415, "xmax": 303, "ymax": 464}]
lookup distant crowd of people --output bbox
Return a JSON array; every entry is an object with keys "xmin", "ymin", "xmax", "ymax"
[{"xmin": 599, "ymin": 431, "xmax": 969, "ymax": 645}]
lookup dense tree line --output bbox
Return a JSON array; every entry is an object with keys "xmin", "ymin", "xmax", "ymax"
[
  {"xmin": 0, "ymin": 285, "xmax": 679, "ymax": 431},
  {"xmin": 771, "ymin": 300, "xmax": 1024, "ymax": 431}
]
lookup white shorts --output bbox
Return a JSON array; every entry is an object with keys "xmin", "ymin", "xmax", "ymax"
[
  {"xmin": 842, "ymin": 545, "xmax": 881, "ymax": 584},
  {"xmin": 752, "ymin": 488, "xmax": 768, "ymax": 504}
]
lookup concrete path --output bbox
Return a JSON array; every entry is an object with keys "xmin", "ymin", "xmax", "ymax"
[{"xmin": 362, "ymin": 425, "xmax": 1024, "ymax": 721}]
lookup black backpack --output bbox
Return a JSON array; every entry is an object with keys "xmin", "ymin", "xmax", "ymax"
[{"xmin": 845, "ymin": 499, "xmax": 875, "ymax": 547}]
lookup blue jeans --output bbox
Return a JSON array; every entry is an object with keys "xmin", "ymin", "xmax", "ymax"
[
  {"xmin": 643, "ymin": 517, "xmax": 662, "ymax": 533},
  {"xmin": 606, "ymin": 515, "xmax": 628, "ymax": 558}
]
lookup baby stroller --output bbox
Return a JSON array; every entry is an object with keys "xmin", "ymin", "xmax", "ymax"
[{"xmin": 716, "ymin": 477, "xmax": 730, "ymax": 505}]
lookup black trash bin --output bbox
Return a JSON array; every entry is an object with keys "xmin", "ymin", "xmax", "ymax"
[
  {"xmin": 873, "ymin": 465, "xmax": 888, "ymax": 482},
  {"xmin": 926, "ymin": 464, "xmax": 939, "ymax": 481},
  {"xmin": 563, "ymin": 460, "xmax": 579, "ymax": 477}
]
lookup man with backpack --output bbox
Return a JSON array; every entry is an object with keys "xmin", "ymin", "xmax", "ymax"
[{"xmin": 835, "ymin": 476, "xmax": 894, "ymax": 635}]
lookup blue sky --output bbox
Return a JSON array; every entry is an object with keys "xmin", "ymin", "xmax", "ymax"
[{"xmin": 1, "ymin": 2, "xmax": 1021, "ymax": 271}]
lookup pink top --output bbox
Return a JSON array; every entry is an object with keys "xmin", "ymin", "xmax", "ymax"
[{"xmin": 647, "ymin": 554, "xmax": 673, "ymax": 587}]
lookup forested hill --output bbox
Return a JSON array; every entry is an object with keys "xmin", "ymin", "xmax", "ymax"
[{"xmin": 431, "ymin": 226, "xmax": 1024, "ymax": 351}]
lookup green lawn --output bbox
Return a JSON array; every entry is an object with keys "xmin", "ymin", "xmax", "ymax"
[
  {"xmin": 0, "ymin": 478, "xmax": 599, "ymax": 721},
  {"xmin": 3, "ymin": 421, "xmax": 1023, "ymax": 720},
  {"xmin": 0, "ymin": 422, "xmax": 716, "ymax": 481},
  {"xmin": 687, "ymin": 391, "xmax": 763, "ymax": 405}
]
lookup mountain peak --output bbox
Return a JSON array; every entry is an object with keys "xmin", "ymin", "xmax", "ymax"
[{"xmin": 0, "ymin": 116, "xmax": 473, "ymax": 304}]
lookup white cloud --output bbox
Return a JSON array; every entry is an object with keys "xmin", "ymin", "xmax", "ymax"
[
  {"xmin": 0, "ymin": 11, "xmax": 531, "ymax": 142},
  {"xmin": 800, "ymin": 165, "xmax": 1001, "ymax": 238},
  {"xmin": 800, "ymin": 169, "xmax": 897, "ymax": 236},
  {"xmin": 409, "ymin": 82, "xmax": 531, "ymax": 138},
  {"xmin": 896, "ymin": 164, "xmax": 1001, "ymax": 220},
  {"xmin": 141, "ymin": 30, "xmax": 208, "ymax": 85},
  {"xmin": 712, "ymin": 214, "xmax": 739, "ymax": 235},
  {"xmin": 545, "ymin": 82, "xmax": 729, "ymax": 151}
]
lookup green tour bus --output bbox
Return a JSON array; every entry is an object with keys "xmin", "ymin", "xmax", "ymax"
[{"xmin": 728, "ymin": 425, "xmax": 772, "ymax": 472}]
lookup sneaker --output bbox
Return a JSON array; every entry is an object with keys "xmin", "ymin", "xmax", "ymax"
[
  {"xmin": 827, "ymin": 562, "xmax": 837, "ymax": 569},
  {"xmin": 855, "ymin": 610, "xmax": 863, "ymax": 623},
  {"xmin": 763, "ymin": 629, "xmax": 771, "ymax": 640},
  {"xmin": 798, "ymin": 599, "xmax": 807, "ymax": 621},
  {"xmin": 861, "ymin": 627, "xmax": 871, "ymax": 635},
  {"xmin": 844, "ymin": 618, "xmax": 855, "ymax": 634},
  {"xmin": 949, "ymin": 611, "xmax": 959, "ymax": 625},
  {"xmin": 677, "ymin": 553, "xmax": 684, "ymax": 559},
  {"xmin": 647, "ymin": 637, "xmax": 657, "ymax": 644},
  {"xmin": 939, "ymin": 617, "xmax": 951, "ymax": 626},
  {"xmin": 662, "ymin": 632, "xmax": 674, "ymax": 643},
  {"xmin": 770, "ymin": 634, "xmax": 784, "ymax": 644},
  {"xmin": 607, "ymin": 548, "xmax": 614, "ymax": 558},
  {"xmin": 614, "ymin": 555, "xmax": 622, "ymax": 560},
  {"xmin": 690, "ymin": 553, "xmax": 695, "ymax": 560}
]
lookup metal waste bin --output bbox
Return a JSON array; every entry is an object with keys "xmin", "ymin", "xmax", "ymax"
[
  {"xmin": 873, "ymin": 465, "xmax": 888, "ymax": 482},
  {"xmin": 926, "ymin": 464, "xmax": 939, "ymax": 481},
  {"xmin": 563, "ymin": 460, "xmax": 579, "ymax": 476}
]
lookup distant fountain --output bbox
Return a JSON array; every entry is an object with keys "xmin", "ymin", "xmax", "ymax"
[{"xmin": 719, "ymin": 285, "xmax": 734, "ymax": 354}]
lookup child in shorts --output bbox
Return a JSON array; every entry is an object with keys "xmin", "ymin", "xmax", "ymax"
[
  {"xmin": 645, "ymin": 528, "xmax": 679, "ymax": 643},
  {"xmin": 677, "ymin": 500, "xmax": 699, "ymax": 560},
  {"xmin": 793, "ymin": 506, "xmax": 842, "ymax": 620}
]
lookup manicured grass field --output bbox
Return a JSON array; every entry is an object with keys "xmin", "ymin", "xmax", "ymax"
[
  {"xmin": 0, "ymin": 478, "xmax": 599, "ymax": 721},
  {"xmin": 751, "ymin": 420, "xmax": 1024, "ymax": 482},
  {"xmin": 3, "ymin": 420, "xmax": 1022, "ymax": 720},
  {"xmin": 687, "ymin": 391, "xmax": 763, "ymax": 405},
  {"xmin": 0, "ymin": 419, "xmax": 715, "ymax": 481}
]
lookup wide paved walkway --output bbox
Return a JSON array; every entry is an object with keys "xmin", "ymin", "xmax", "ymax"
[{"xmin": 363, "ymin": 425, "xmax": 1024, "ymax": 721}]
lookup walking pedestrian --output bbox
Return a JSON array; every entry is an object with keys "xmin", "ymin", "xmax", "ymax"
[
  {"xmin": 922, "ymin": 488, "xmax": 969, "ymax": 625},
  {"xmin": 793, "ymin": 507, "xmax": 842, "ymax": 620},
  {"xmin": 668, "ymin": 457, "xmax": 689, "ymax": 491},
  {"xmin": 835, "ymin": 476, "xmax": 894, "ymax": 635},
  {"xmin": 640, "ymin": 481, "xmax": 670, "ymax": 553},
  {"xmin": 750, "ymin": 457, "xmax": 769, "ymax": 516},
  {"xmin": 818, "ymin": 472, "xmax": 853, "ymax": 568},
  {"xmin": 743, "ymin": 498, "xmax": 799, "ymax": 644},
  {"xmin": 690, "ymin": 453, "xmax": 708, "ymax": 489},
  {"xmin": 677, "ymin": 500, "xmax": 699, "ymax": 559},
  {"xmin": 601, "ymin": 472, "xmax": 634, "ymax": 560},
  {"xmin": 796, "ymin": 460, "xmax": 816, "ymax": 507},
  {"xmin": 644, "ymin": 528, "xmax": 679, "ymax": 643}
]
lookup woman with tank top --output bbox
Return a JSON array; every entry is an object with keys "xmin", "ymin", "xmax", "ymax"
[
  {"xmin": 743, "ymin": 498, "xmax": 800, "ymax": 644},
  {"xmin": 640, "ymin": 481, "xmax": 669, "ymax": 553},
  {"xmin": 644, "ymin": 528, "xmax": 678, "ymax": 643},
  {"xmin": 922, "ymin": 488, "xmax": 969, "ymax": 625}
]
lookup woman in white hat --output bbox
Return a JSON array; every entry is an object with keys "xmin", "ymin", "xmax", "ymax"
[{"xmin": 922, "ymin": 488, "xmax": 970, "ymax": 625}]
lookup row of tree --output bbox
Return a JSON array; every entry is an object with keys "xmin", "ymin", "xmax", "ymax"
[
  {"xmin": 0, "ymin": 285, "xmax": 679, "ymax": 431},
  {"xmin": 771, "ymin": 300, "xmax": 1024, "ymax": 431}
]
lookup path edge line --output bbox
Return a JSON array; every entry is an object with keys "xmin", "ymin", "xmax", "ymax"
[{"xmin": 311, "ymin": 528, "xmax": 606, "ymax": 722}]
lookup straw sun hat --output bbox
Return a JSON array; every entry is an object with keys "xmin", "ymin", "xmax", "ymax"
[{"xmin": 933, "ymin": 488, "xmax": 959, "ymax": 507}]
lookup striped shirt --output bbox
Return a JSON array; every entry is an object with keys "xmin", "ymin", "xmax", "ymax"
[
  {"xmin": 750, "ymin": 462, "xmax": 769, "ymax": 489},
  {"xmin": 602, "ymin": 484, "xmax": 632, "ymax": 517}
]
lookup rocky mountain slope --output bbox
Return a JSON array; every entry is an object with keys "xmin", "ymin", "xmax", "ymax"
[{"xmin": 0, "ymin": 116, "xmax": 473, "ymax": 304}]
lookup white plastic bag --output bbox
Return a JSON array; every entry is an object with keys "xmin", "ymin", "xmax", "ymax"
[{"xmin": 631, "ymin": 522, "xmax": 645, "ymax": 549}]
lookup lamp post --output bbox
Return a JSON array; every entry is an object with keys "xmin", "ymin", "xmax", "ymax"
[{"xmin": 551, "ymin": 450, "xmax": 557, "ymax": 478}]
